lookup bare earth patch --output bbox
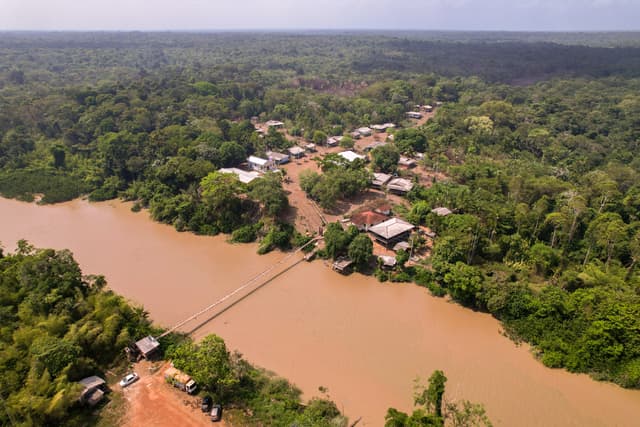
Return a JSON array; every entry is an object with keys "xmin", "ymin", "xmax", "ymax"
[{"xmin": 120, "ymin": 360, "xmax": 227, "ymax": 427}]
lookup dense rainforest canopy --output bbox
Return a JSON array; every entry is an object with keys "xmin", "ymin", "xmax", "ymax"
[{"xmin": 0, "ymin": 31, "xmax": 639, "ymax": 393}]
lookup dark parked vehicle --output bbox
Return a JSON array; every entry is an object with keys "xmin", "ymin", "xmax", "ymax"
[
  {"xmin": 201, "ymin": 396, "xmax": 212, "ymax": 412},
  {"xmin": 210, "ymin": 404, "xmax": 222, "ymax": 422}
]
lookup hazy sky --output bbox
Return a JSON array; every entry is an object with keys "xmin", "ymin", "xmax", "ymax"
[{"xmin": 1, "ymin": 0, "xmax": 638, "ymax": 31}]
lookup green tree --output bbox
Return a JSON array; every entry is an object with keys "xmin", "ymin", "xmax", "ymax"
[
  {"xmin": 371, "ymin": 144, "xmax": 400, "ymax": 173},
  {"xmin": 324, "ymin": 222, "xmax": 351, "ymax": 259},
  {"xmin": 348, "ymin": 234, "xmax": 373, "ymax": 270},
  {"xmin": 167, "ymin": 335, "xmax": 238, "ymax": 396}
]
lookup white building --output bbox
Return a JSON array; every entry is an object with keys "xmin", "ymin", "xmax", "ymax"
[
  {"xmin": 338, "ymin": 150, "xmax": 366, "ymax": 163},
  {"xmin": 219, "ymin": 168, "xmax": 261, "ymax": 184},
  {"xmin": 247, "ymin": 155, "xmax": 273, "ymax": 172}
]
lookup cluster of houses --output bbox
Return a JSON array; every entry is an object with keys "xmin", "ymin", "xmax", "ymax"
[
  {"xmin": 332, "ymin": 204, "xmax": 451, "ymax": 272},
  {"xmin": 333, "ymin": 205, "xmax": 418, "ymax": 273},
  {"xmin": 371, "ymin": 172, "xmax": 414, "ymax": 194}
]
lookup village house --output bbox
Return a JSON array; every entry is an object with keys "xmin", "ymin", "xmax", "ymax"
[
  {"xmin": 265, "ymin": 120, "xmax": 284, "ymax": 128},
  {"xmin": 432, "ymin": 207, "xmax": 453, "ymax": 216},
  {"xmin": 406, "ymin": 111, "xmax": 423, "ymax": 119},
  {"xmin": 368, "ymin": 217, "xmax": 415, "ymax": 247},
  {"xmin": 357, "ymin": 126, "xmax": 373, "ymax": 136},
  {"xmin": 378, "ymin": 255, "xmax": 397, "ymax": 269},
  {"xmin": 398, "ymin": 156, "xmax": 417, "ymax": 168},
  {"xmin": 305, "ymin": 142, "xmax": 317, "ymax": 152},
  {"xmin": 267, "ymin": 150, "xmax": 290, "ymax": 165},
  {"xmin": 332, "ymin": 258, "xmax": 353, "ymax": 274},
  {"xmin": 350, "ymin": 210, "xmax": 388, "ymax": 231},
  {"xmin": 134, "ymin": 335, "xmax": 161, "ymax": 359},
  {"xmin": 350, "ymin": 131, "xmax": 361, "ymax": 139},
  {"xmin": 371, "ymin": 123, "xmax": 395, "ymax": 132},
  {"xmin": 423, "ymin": 105, "xmax": 433, "ymax": 112},
  {"xmin": 364, "ymin": 140, "xmax": 388, "ymax": 152},
  {"xmin": 288, "ymin": 146, "xmax": 305, "ymax": 159},
  {"xmin": 219, "ymin": 168, "xmax": 261, "ymax": 184},
  {"xmin": 78, "ymin": 376, "xmax": 107, "ymax": 407},
  {"xmin": 248, "ymin": 155, "xmax": 274, "ymax": 172},
  {"xmin": 373, "ymin": 202, "xmax": 392, "ymax": 216},
  {"xmin": 327, "ymin": 136, "xmax": 343, "ymax": 146},
  {"xmin": 393, "ymin": 241, "xmax": 411, "ymax": 252},
  {"xmin": 387, "ymin": 177, "xmax": 414, "ymax": 194},
  {"xmin": 338, "ymin": 150, "xmax": 366, "ymax": 163},
  {"xmin": 371, "ymin": 172, "xmax": 392, "ymax": 188}
]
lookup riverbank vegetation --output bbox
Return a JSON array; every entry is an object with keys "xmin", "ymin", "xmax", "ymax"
[
  {"xmin": 1, "ymin": 31, "xmax": 640, "ymax": 390},
  {"xmin": 385, "ymin": 370, "xmax": 492, "ymax": 427},
  {"xmin": 0, "ymin": 244, "xmax": 346, "ymax": 426},
  {"xmin": 0, "ymin": 242, "xmax": 155, "ymax": 426}
]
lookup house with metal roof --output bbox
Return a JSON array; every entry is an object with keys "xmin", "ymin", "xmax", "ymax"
[
  {"xmin": 267, "ymin": 151, "xmax": 290, "ymax": 165},
  {"xmin": 398, "ymin": 156, "xmax": 417, "ymax": 168},
  {"xmin": 431, "ymin": 207, "xmax": 453, "ymax": 216},
  {"xmin": 368, "ymin": 217, "xmax": 415, "ymax": 247},
  {"xmin": 134, "ymin": 336, "xmax": 160, "ymax": 359},
  {"xmin": 371, "ymin": 172, "xmax": 392, "ymax": 188},
  {"xmin": 338, "ymin": 150, "xmax": 366, "ymax": 163},
  {"xmin": 357, "ymin": 127, "xmax": 373, "ymax": 136},
  {"xmin": 248, "ymin": 155, "xmax": 273, "ymax": 172},
  {"xmin": 79, "ymin": 376, "xmax": 107, "ymax": 406},
  {"xmin": 265, "ymin": 120, "xmax": 284, "ymax": 128},
  {"xmin": 288, "ymin": 146, "xmax": 305, "ymax": 159},
  {"xmin": 387, "ymin": 178, "xmax": 414, "ymax": 194},
  {"xmin": 219, "ymin": 168, "xmax": 261, "ymax": 184}
]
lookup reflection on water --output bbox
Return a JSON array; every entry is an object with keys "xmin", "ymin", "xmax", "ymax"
[{"xmin": 1, "ymin": 197, "xmax": 639, "ymax": 426}]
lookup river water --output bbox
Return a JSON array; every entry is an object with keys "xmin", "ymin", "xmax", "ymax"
[{"xmin": 1, "ymin": 197, "xmax": 639, "ymax": 426}]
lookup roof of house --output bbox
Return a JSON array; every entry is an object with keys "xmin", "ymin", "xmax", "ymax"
[
  {"xmin": 432, "ymin": 207, "xmax": 453, "ymax": 216},
  {"xmin": 219, "ymin": 168, "xmax": 261, "ymax": 184},
  {"xmin": 265, "ymin": 120, "xmax": 284, "ymax": 127},
  {"xmin": 398, "ymin": 156, "xmax": 417, "ymax": 166},
  {"xmin": 351, "ymin": 210, "xmax": 388, "ymax": 228},
  {"xmin": 288, "ymin": 146, "xmax": 305, "ymax": 155},
  {"xmin": 332, "ymin": 258, "xmax": 353, "ymax": 270},
  {"xmin": 372, "ymin": 172, "xmax": 392, "ymax": 187},
  {"xmin": 135, "ymin": 336, "xmax": 160, "ymax": 355},
  {"xmin": 378, "ymin": 255, "xmax": 397, "ymax": 267},
  {"xmin": 371, "ymin": 123, "xmax": 396, "ymax": 131},
  {"xmin": 267, "ymin": 151, "xmax": 289, "ymax": 161},
  {"xmin": 368, "ymin": 218, "xmax": 415, "ymax": 240},
  {"xmin": 393, "ymin": 241, "xmax": 411, "ymax": 252},
  {"xmin": 358, "ymin": 127, "xmax": 373, "ymax": 134},
  {"xmin": 85, "ymin": 389, "xmax": 105, "ymax": 406},
  {"xmin": 79, "ymin": 376, "xmax": 106, "ymax": 391},
  {"xmin": 365, "ymin": 140, "xmax": 388, "ymax": 151},
  {"xmin": 406, "ymin": 111, "xmax": 422, "ymax": 117},
  {"xmin": 248, "ymin": 155, "xmax": 269, "ymax": 166},
  {"xmin": 387, "ymin": 178, "xmax": 414, "ymax": 193},
  {"xmin": 339, "ymin": 150, "xmax": 366, "ymax": 162}
]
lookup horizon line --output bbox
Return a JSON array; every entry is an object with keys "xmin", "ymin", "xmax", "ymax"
[{"xmin": 1, "ymin": 28, "xmax": 640, "ymax": 34}]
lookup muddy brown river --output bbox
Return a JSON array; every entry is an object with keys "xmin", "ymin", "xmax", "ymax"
[{"xmin": 1, "ymin": 197, "xmax": 639, "ymax": 426}]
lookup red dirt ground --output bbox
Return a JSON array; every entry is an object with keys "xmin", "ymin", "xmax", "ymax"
[{"xmin": 121, "ymin": 360, "xmax": 227, "ymax": 427}]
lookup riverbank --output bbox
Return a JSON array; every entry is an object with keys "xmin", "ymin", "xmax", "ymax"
[{"xmin": 1, "ymin": 196, "xmax": 640, "ymax": 426}]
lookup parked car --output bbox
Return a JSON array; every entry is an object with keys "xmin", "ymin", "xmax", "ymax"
[
  {"xmin": 210, "ymin": 404, "xmax": 222, "ymax": 422},
  {"xmin": 119, "ymin": 372, "xmax": 139, "ymax": 388},
  {"xmin": 201, "ymin": 395, "xmax": 213, "ymax": 413}
]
